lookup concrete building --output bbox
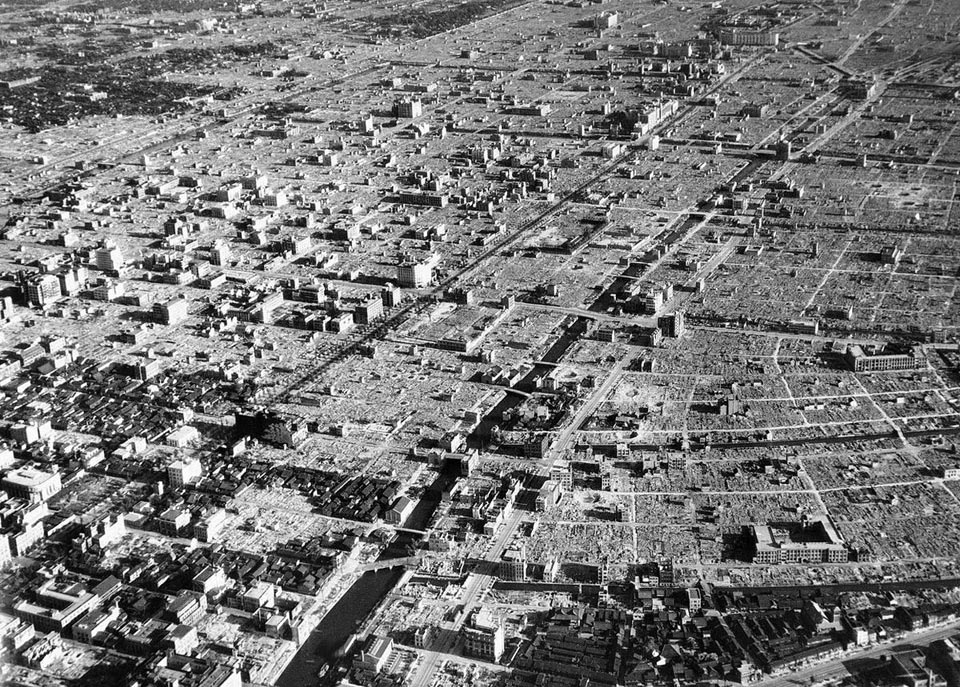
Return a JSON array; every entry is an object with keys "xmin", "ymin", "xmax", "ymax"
[
  {"xmin": 73, "ymin": 605, "xmax": 120, "ymax": 644},
  {"xmin": 168, "ymin": 456, "xmax": 202, "ymax": 488},
  {"xmin": 156, "ymin": 507, "xmax": 191, "ymax": 537},
  {"xmin": 841, "ymin": 76, "xmax": 881, "ymax": 100},
  {"xmin": 500, "ymin": 546, "xmax": 527, "ymax": 581},
  {"xmin": 22, "ymin": 632, "xmax": 62, "ymax": 669},
  {"xmin": 594, "ymin": 10, "xmax": 618, "ymax": 28},
  {"xmin": 193, "ymin": 508, "xmax": 226, "ymax": 543},
  {"xmin": 688, "ymin": 587, "xmax": 702, "ymax": 612},
  {"xmin": 166, "ymin": 425, "xmax": 200, "ymax": 449},
  {"xmin": 463, "ymin": 608, "xmax": 505, "ymax": 663},
  {"xmin": 886, "ymin": 650, "xmax": 946, "ymax": 687},
  {"xmin": 10, "ymin": 420, "xmax": 52, "ymax": 445},
  {"xmin": 355, "ymin": 296, "xmax": 384, "ymax": 325},
  {"xmin": 382, "ymin": 283, "xmax": 402, "ymax": 307},
  {"xmin": 719, "ymin": 29, "xmax": 779, "ymax": 46},
  {"xmin": 242, "ymin": 581, "xmax": 276, "ymax": 612},
  {"xmin": 397, "ymin": 190, "xmax": 448, "ymax": 207},
  {"xmin": 397, "ymin": 256, "xmax": 436, "ymax": 288},
  {"xmin": 359, "ymin": 635, "xmax": 394, "ymax": 674},
  {"xmin": 2, "ymin": 467, "xmax": 62, "ymax": 503},
  {"xmin": 880, "ymin": 244, "xmax": 904, "ymax": 265},
  {"xmin": 13, "ymin": 579, "xmax": 99, "ymax": 632},
  {"xmin": 751, "ymin": 515, "xmax": 848, "ymax": 564},
  {"xmin": 658, "ymin": 311, "xmax": 685, "ymax": 338},
  {"xmin": 210, "ymin": 240, "xmax": 231, "ymax": 266},
  {"xmin": 24, "ymin": 274, "xmax": 62, "ymax": 307},
  {"xmin": 165, "ymin": 592, "xmax": 206, "ymax": 625},
  {"xmin": 133, "ymin": 359, "xmax": 161, "ymax": 381},
  {"xmin": 844, "ymin": 344, "xmax": 925, "ymax": 372},
  {"xmin": 535, "ymin": 480, "xmax": 560, "ymax": 511},
  {"xmin": 93, "ymin": 241, "xmax": 125, "ymax": 272},
  {"xmin": 164, "ymin": 624, "xmax": 199, "ymax": 655},
  {"xmin": 192, "ymin": 565, "xmax": 227, "ymax": 595},
  {"xmin": 84, "ymin": 514, "xmax": 126, "ymax": 551},
  {"xmin": 154, "ymin": 297, "xmax": 189, "ymax": 325},
  {"xmin": 394, "ymin": 98, "xmax": 423, "ymax": 118},
  {"xmin": 385, "ymin": 495, "xmax": 415, "ymax": 525},
  {"xmin": 642, "ymin": 289, "xmax": 664, "ymax": 315},
  {"xmin": 506, "ymin": 103, "xmax": 551, "ymax": 117}
]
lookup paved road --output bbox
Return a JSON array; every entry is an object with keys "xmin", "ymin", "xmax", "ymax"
[
  {"xmin": 755, "ymin": 620, "xmax": 960, "ymax": 687},
  {"xmin": 544, "ymin": 352, "xmax": 633, "ymax": 466},
  {"xmin": 407, "ymin": 508, "xmax": 522, "ymax": 687}
]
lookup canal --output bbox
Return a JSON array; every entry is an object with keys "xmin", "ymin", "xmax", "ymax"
[
  {"xmin": 469, "ymin": 315, "xmax": 587, "ymax": 449},
  {"xmin": 275, "ymin": 468, "xmax": 457, "ymax": 687}
]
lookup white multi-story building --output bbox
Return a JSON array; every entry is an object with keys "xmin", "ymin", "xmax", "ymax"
[
  {"xmin": 167, "ymin": 456, "xmax": 202, "ymax": 488},
  {"xmin": 398, "ymin": 259, "xmax": 434, "ymax": 288},
  {"xmin": 462, "ymin": 609, "xmax": 505, "ymax": 663},
  {"xmin": 2, "ymin": 467, "xmax": 62, "ymax": 503},
  {"xmin": 25, "ymin": 274, "xmax": 61, "ymax": 307},
  {"xmin": 94, "ymin": 241, "xmax": 125, "ymax": 272}
]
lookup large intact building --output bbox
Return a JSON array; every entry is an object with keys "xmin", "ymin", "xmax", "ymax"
[
  {"xmin": 13, "ymin": 579, "xmax": 99, "ymax": 632},
  {"xmin": 462, "ymin": 608, "xmax": 505, "ymax": 663},
  {"xmin": 394, "ymin": 98, "xmax": 423, "ymax": 118},
  {"xmin": 2, "ymin": 467, "xmax": 62, "ymax": 503},
  {"xmin": 844, "ymin": 344, "xmax": 925, "ymax": 372},
  {"xmin": 750, "ymin": 516, "xmax": 848, "ymax": 564},
  {"xmin": 24, "ymin": 274, "xmax": 62, "ymax": 308},
  {"xmin": 359, "ymin": 635, "xmax": 394, "ymax": 674},
  {"xmin": 168, "ymin": 457, "xmax": 202, "ymax": 489},
  {"xmin": 93, "ymin": 241, "xmax": 126, "ymax": 272},
  {"xmin": 500, "ymin": 546, "xmax": 527, "ymax": 581},
  {"xmin": 154, "ymin": 297, "xmax": 189, "ymax": 325},
  {"xmin": 718, "ymin": 29, "xmax": 779, "ymax": 46},
  {"xmin": 385, "ymin": 496, "xmax": 415, "ymax": 525},
  {"xmin": 397, "ymin": 254, "xmax": 438, "ymax": 288}
]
